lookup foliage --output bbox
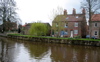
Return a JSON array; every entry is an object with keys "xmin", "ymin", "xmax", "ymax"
[
  {"xmin": 7, "ymin": 33, "xmax": 21, "ymax": 36},
  {"xmin": 51, "ymin": 7, "xmax": 67, "ymax": 37},
  {"xmin": 49, "ymin": 6, "xmax": 64, "ymax": 21},
  {"xmin": 26, "ymin": 42, "xmax": 48, "ymax": 58},
  {"xmin": 0, "ymin": 0, "xmax": 21, "ymax": 32},
  {"xmin": 29, "ymin": 22, "xmax": 48, "ymax": 36},
  {"xmin": 81, "ymin": 0, "xmax": 100, "ymax": 15},
  {"xmin": 81, "ymin": 0, "xmax": 100, "ymax": 38},
  {"xmin": 74, "ymin": 36, "xmax": 81, "ymax": 38}
]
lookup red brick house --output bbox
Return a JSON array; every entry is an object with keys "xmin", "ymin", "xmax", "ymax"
[
  {"xmin": 0, "ymin": 21, "xmax": 17, "ymax": 31},
  {"xmin": 89, "ymin": 14, "xmax": 100, "ymax": 38},
  {"xmin": 52, "ymin": 8, "xmax": 87, "ymax": 38}
]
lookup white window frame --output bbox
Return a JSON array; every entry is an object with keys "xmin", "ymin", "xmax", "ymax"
[
  {"xmin": 94, "ymin": 31, "xmax": 98, "ymax": 36},
  {"xmin": 74, "ymin": 22, "xmax": 78, "ymax": 27},
  {"xmin": 65, "ymin": 23, "xmax": 68, "ymax": 28},
  {"xmin": 74, "ymin": 30, "xmax": 78, "ymax": 34},
  {"xmin": 76, "ymin": 16, "xmax": 79, "ymax": 18},
  {"xmin": 65, "ymin": 30, "xmax": 68, "ymax": 35}
]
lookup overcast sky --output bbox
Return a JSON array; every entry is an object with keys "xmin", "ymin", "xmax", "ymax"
[{"xmin": 16, "ymin": 0, "xmax": 82, "ymax": 25}]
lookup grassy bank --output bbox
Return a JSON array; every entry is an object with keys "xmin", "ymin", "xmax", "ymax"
[{"xmin": 7, "ymin": 33, "xmax": 100, "ymax": 41}]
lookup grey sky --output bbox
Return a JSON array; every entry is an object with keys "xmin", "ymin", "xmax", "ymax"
[{"xmin": 16, "ymin": 0, "xmax": 82, "ymax": 25}]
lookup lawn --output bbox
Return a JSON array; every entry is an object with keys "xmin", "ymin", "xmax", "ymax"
[{"xmin": 7, "ymin": 33, "xmax": 100, "ymax": 41}]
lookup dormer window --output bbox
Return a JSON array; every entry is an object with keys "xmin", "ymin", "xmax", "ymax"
[{"xmin": 76, "ymin": 16, "xmax": 78, "ymax": 18}]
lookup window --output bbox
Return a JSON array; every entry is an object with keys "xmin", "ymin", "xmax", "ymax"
[
  {"xmin": 74, "ymin": 22, "xmax": 78, "ymax": 27},
  {"xmin": 65, "ymin": 30, "xmax": 68, "ymax": 35},
  {"xmin": 94, "ymin": 23, "xmax": 97, "ymax": 27},
  {"xmin": 66, "ymin": 17, "xmax": 69, "ymax": 20},
  {"xmin": 56, "ymin": 23, "xmax": 58, "ymax": 27},
  {"xmin": 65, "ymin": 23, "xmax": 68, "ymax": 28},
  {"xmin": 94, "ymin": 31, "xmax": 98, "ymax": 35},
  {"xmin": 55, "ymin": 31, "xmax": 58, "ymax": 34},
  {"xmin": 74, "ymin": 30, "xmax": 78, "ymax": 34},
  {"xmin": 76, "ymin": 16, "xmax": 79, "ymax": 18}
]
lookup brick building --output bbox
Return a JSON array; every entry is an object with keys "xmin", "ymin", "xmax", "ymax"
[
  {"xmin": 89, "ymin": 14, "xmax": 100, "ymax": 38},
  {"xmin": 52, "ymin": 8, "xmax": 87, "ymax": 38},
  {"xmin": 0, "ymin": 21, "xmax": 17, "ymax": 32}
]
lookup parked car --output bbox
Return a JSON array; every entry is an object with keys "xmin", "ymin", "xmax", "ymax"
[
  {"xmin": 86, "ymin": 35, "xmax": 90, "ymax": 38},
  {"xmin": 86, "ymin": 35, "xmax": 97, "ymax": 39},
  {"xmin": 91, "ymin": 36, "xmax": 97, "ymax": 39}
]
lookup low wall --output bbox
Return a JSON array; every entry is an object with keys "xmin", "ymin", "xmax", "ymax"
[{"xmin": 5, "ymin": 35, "xmax": 100, "ymax": 47}]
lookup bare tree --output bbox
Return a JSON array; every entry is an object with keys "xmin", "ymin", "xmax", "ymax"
[
  {"xmin": 0, "ymin": 0, "xmax": 21, "ymax": 32},
  {"xmin": 49, "ymin": 6, "xmax": 67, "ymax": 37},
  {"xmin": 81, "ymin": 0, "xmax": 100, "ymax": 38}
]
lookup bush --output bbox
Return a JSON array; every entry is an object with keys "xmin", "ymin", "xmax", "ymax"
[{"xmin": 74, "ymin": 36, "xmax": 80, "ymax": 38}]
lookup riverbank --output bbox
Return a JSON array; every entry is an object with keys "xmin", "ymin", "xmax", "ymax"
[{"xmin": 0, "ymin": 33, "xmax": 98, "ymax": 47}]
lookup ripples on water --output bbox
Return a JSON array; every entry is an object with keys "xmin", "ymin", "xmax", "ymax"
[{"xmin": 0, "ymin": 37, "xmax": 100, "ymax": 62}]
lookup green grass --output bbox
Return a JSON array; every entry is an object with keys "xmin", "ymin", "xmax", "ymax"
[{"xmin": 7, "ymin": 33, "xmax": 100, "ymax": 41}]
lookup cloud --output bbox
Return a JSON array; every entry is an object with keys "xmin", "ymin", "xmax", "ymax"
[{"xmin": 16, "ymin": 0, "xmax": 82, "ymax": 25}]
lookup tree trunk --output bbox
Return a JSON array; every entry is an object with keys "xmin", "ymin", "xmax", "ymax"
[{"xmin": 89, "ymin": 0, "xmax": 92, "ymax": 38}]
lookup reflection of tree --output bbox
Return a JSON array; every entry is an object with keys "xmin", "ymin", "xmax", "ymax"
[
  {"xmin": 0, "ymin": 38, "xmax": 20, "ymax": 62},
  {"xmin": 0, "ymin": 38, "xmax": 10, "ymax": 62},
  {"xmin": 25, "ymin": 42, "xmax": 49, "ymax": 59},
  {"xmin": 0, "ymin": 40, "xmax": 4, "ymax": 62}
]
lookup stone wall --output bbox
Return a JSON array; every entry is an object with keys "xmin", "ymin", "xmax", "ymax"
[{"xmin": 6, "ymin": 35, "xmax": 100, "ymax": 47}]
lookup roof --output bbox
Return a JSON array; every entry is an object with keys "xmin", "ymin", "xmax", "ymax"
[
  {"xmin": 67, "ymin": 14, "xmax": 85, "ymax": 22},
  {"xmin": 53, "ymin": 14, "xmax": 85, "ymax": 22},
  {"xmin": 91, "ymin": 14, "xmax": 100, "ymax": 21},
  {"xmin": 43, "ymin": 23, "xmax": 51, "ymax": 27}
]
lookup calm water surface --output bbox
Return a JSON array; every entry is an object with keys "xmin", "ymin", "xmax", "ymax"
[{"xmin": 0, "ymin": 37, "xmax": 100, "ymax": 62}]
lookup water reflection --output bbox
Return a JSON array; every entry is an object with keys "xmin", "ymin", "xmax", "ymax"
[
  {"xmin": 0, "ymin": 38, "xmax": 21, "ymax": 62},
  {"xmin": 23, "ymin": 41, "xmax": 51, "ymax": 62},
  {"xmin": 50, "ymin": 44, "xmax": 100, "ymax": 62},
  {"xmin": 0, "ymin": 38, "xmax": 51, "ymax": 62},
  {"xmin": 0, "ymin": 37, "xmax": 100, "ymax": 62}
]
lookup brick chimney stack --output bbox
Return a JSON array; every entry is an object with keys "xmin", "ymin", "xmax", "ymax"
[
  {"xmin": 64, "ymin": 9, "xmax": 67, "ymax": 15},
  {"xmin": 73, "ymin": 8, "xmax": 76, "ymax": 15},
  {"xmin": 82, "ymin": 8, "xmax": 85, "ymax": 14}
]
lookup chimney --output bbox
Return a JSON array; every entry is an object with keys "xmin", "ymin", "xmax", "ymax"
[
  {"xmin": 82, "ymin": 8, "xmax": 85, "ymax": 14},
  {"xmin": 64, "ymin": 9, "xmax": 67, "ymax": 15},
  {"xmin": 73, "ymin": 8, "xmax": 76, "ymax": 15}
]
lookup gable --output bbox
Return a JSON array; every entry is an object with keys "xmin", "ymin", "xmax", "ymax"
[{"xmin": 91, "ymin": 14, "xmax": 100, "ymax": 21}]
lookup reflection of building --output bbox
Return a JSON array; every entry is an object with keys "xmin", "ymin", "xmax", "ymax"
[
  {"xmin": 50, "ymin": 45, "xmax": 73, "ymax": 62},
  {"xmin": 50, "ymin": 44, "xmax": 100, "ymax": 62},
  {"xmin": 89, "ymin": 14, "xmax": 100, "ymax": 38},
  {"xmin": 52, "ymin": 8, "xmax": 87, "ymax": 38}
]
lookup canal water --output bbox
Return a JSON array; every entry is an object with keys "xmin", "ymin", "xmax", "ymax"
[{"xmin": 0, "ymin": 37, "xmax": 100, "ymax": 62}]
